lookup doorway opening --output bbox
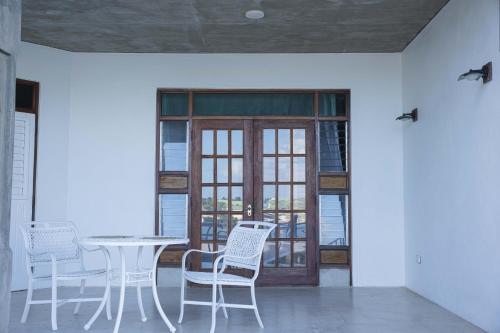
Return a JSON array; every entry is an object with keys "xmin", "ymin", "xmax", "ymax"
[{"xmin": 10, "ymin": 79, "xmax": 39, "ymax": 291}]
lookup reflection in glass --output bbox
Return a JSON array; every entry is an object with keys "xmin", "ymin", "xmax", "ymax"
[
  {"xmin": 201, "ymin": 215, "xmax": 214, "ymax": 240},
  {"xmin": 202, "ymin": 187, "xmax": 214, "ymax": 211},
  {"xmin": 294, "ymin": 213, "xmax": 306, "ymax": 238},
  {"xmin": 319, "ymin": 121, "xmax": 347, "ymax": 172},
  {"xmin": 160, "ymin": 121, "xmax": 188, "ymax": 171},
  {"xmin": 278, "ymin": 213, "xmax": 291, "ymax": 239},
  {"xmin": 217, "ymin": 130, "xmax": 229, "ymax": 155},
  {"xmin": 231, "ymin": 158, "xmax": 243, "ymax": 183},
  {"xmin": 278, "ymin": 241, "xmax": 291, "ymax": 267},
  {"xmin": 231, "ymin": 186, "xmax": 243, "ymax": 211},
  {"xmin": 263, "ymin": 185, "xmax": 276, "ymax": 210},
  {"xmin": 217, "ymin": 215, "xmax": 229, "ymax": 240},
  {"xmin": 231, "ymin": 130, "xmax": 243, "ymax": 155},
  {"xmin": 263, "ymin": 242, "xmax": 276, "ymax": 268},
  {"xmin": 264, "ymin": 212, "xmax": 276, "ymax": 238},
  {"xmin": 278, "ymin": 129, "xmax": 291, "ymax": 154},
  {"xmin": 319, "ymin": 195, "xmax": 349, "ymax": 246},
  {"xmin": 231, "ymin": 214, "xmax": 243, "ymax": 230},
  {"xmin": 202, "ymin": 130, "xmax": 214, "ymax": 155},
  {"xmin": 159, "ymin": 194, "xmax": 187, "ymax": 238},
  {"xmin": 293, "ymin": 185, "xmax": 306, "ymax": 210},
  {"xmin": 202, "ymin": 158, "xmax": 214, "ymax": 183},
  {"xmin": 217, "ymin": 158, "xmax": 228, "ymax": 183},
  {"xmin": 263, "ymin": 129, "xmax": 275, "ymax": 154},
  {"xmin": 278, "ymin": 157, "xmax": 291, "ymax": 182},
  {"xmin": 217, "ymin": 186, "xmax": 229, "ymax": 211},
  {"xmin": 217, "ymin": 243, "xmax": 227, "ymax": 254},
  {"xmin": 201, "ymin": 243, "xmax": 213, "ymax": 269},
  {"xmin": 293, "ymin": 157, "xmax": 305, "ymax": 182},
  {"xmin": 319, "ymin": 93, "xmax": 346, "ymax": 117},
  {"xmin": 293, "ymin": 129, "xmax": 306, "ymax": 154},
  {"xmin": 263, "ymin": 157, "xmax": 275, "ymax": 182},
  {"xmin": 278, "ymin": 185, "xmax": 290, "ymax": 210},
  {"xmin": 294, "ymin": 241, "xmax": 306, "ymax": 267}
]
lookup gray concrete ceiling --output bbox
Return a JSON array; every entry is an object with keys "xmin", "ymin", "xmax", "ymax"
[{"xmin": 21, "ymin": 0, "xmax": 449, "ymax": 53}]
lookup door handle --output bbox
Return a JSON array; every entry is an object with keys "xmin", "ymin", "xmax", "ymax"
[{"xmin": 247, "ymin": 204, "xmax": 253, "ymax": 217}]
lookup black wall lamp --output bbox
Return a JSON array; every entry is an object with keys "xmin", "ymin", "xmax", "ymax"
[
  {"xmin": 458, "ymin": 61, "xmax": 492, "ymax": 83},
  {"xmin": 396, "ymin": 108, "xmax": 418, "ymax": 122}
]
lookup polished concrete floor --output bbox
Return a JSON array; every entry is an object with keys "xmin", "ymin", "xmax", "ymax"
[{"xmin": 9, "ymin": 287, "xmax": 483, "ymax": 333}]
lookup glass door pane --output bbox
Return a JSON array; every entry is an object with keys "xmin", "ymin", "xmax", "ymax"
[
  {"xmin": 254, "ymin": 120, "xmax": 317, "ymax": 285},
  {"xmin": 192, "ymin": 120, "xmax": 252, "ymax": 270}
]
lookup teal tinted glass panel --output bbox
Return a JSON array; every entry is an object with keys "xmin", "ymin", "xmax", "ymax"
[
  {"xmin": 161, "ymin": 93, "xmax": 188, "ymax": 116},
  {"xmin": 193, "ymin": 93, "xmax": 314, "ymax": 116},
  {"xmin": 319, "ymin": 93, "xmax": 347, "ymax": 117}
]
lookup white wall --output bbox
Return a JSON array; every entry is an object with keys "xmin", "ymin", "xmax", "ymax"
[
  {"xmin": 402, "ymin": 0, "xmax": 500, "ymax": 331},
  {"xmin": 17, "ymin": 43, "xmax": 405, "ymax": 287},
  {"xmin": 16, "ymin": 43, "xmax": 72, "ymax": 220}
]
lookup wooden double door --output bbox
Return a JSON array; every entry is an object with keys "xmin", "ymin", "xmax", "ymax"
[{"xmin": 191, "ymin": 119, "xmax": 317, "ymax": 285}]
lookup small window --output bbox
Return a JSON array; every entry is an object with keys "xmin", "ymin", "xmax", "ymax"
[
  {"xmin": 159, "ymin": 194, "xmax": 188, "ymax": 238},
  {"xmin": 160, "ymin": 121, "xmax": 188, "ymax": 171},
  {"xmin": 160, "ymin": 93, "xmax": 188, "ymax": 116},
  {"xmin": 319, "ymin": 195, "xmax": 348, "ymax": 246},
  {"xmin": 319, "ymin": 121, "xmax": 347, "ymax": 172},
  {"xmin": 319, "ymin": 93, "xmax": 347, "ymax": 117}
]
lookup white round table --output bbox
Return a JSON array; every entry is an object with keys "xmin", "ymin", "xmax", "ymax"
[{"xmin": 80, "ymin": 236, "xmax": 189, "ymax": 333}]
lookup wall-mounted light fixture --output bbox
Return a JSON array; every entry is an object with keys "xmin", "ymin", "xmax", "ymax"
[
  {"xmin": 458, "ymin": 62, "xmax": 492, "ymax": 83},
  {"xmin": 396, "ymin": 108, "xmax": 418, "ymax": 122}
]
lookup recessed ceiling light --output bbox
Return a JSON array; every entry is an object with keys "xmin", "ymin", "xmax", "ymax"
[{"xmin": 245, "ymin": 10, "xmax": 264, "ymax": 19}]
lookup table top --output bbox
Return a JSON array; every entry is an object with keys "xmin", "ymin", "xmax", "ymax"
[{"xmin": 81, "ymin": 236, "xmax": 189, "ymax": 247}]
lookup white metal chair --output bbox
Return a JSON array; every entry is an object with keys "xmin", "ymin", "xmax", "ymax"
[
  {"xmin": 19, "ymin": 222, "xmax": 112, "ymax": 330},
  {"xmin": 178, "ymin": 221, "xmax": 276, "ymax": 333}
]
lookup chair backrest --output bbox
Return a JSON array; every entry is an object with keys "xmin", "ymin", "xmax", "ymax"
[
  {"xmin": 19, "ymin": 222, "xmax": 81, "ymax": 266},
  {"xmin": 223, "ymin": 221, "xmax": 276, "ymax": 271}
]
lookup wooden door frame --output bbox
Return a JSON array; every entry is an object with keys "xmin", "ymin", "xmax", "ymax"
[
  {"xmin": 190, "ymin": 118, "xmax": 318, "ymax": 285},
  {"xmin": 155, "ymin": 89, "xmax": 352, "ymax": 286}
]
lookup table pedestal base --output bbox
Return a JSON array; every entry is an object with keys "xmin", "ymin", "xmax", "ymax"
[{"xmin": 84, "ymin": 243, "xmax": 177, "ymax": 333}]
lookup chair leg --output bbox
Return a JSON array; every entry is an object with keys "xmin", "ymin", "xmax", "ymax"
[
  {"xmin": 84, "ymin": 272, "xmax": 112, "ymax": 330},
  {"xmin": 250, "ymin": 285, "xmax": 263, "ymax": 328},
  {"xmin": 218, "ymin": 285, "xmax": 228, "ymax": 319},
  {"xmin": 210, "ymin": 283, "xmax": 217, "ymax": 333},
  {"xmin": 106, "ymin": 290, "xmax": 112, "ymax": 320},
  {"xmin": 21, "ymin": 279, "xmax": 33, "ymax": 323},
  {"xmin": 51, "ymin": 276, "xmax": 58, "ymax": 330},
  {"xmin": 178, "ymin": 277, "xmax": 185, "ymax": 324},
  {"xmin": 136, "ymin": 282, "xmax": 147, "ymax": 322},
  {"xmin": 106, "ymin": 270, "xmax": 112, "ymax": 320},
  {"xmin": 74, "ymin": 279, "xmax": 86, "ymax": 314}
]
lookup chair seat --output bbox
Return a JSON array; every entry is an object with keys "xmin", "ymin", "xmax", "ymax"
[
  {"xmin": 184, "ymin": 271, "xmax": 252, "ymax": 285},
  {"xmin": 33, "ymin": 269, "xmax": 107, "ymax": 281}
]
